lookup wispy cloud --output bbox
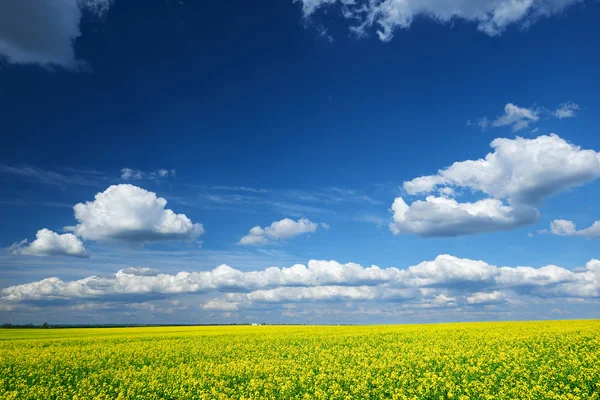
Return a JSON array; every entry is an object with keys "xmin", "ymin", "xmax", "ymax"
[
  {"xmin": 0, "ymin": 164, "xmax": 105, "ymax": 188},
  {"xmin": 120, "ymin": 168, "xmax": 176, "ymax": 181},
  {"xmin": 285, "ymin": 187, "xmax": 382, "ymax": 206},
  {"xmin": 469, "ymin": 102, "xmax": 581, "ymax": 132},
  {"xmin": 298, "ymin": 0, "xmax": 585, "ymax": 40},
  {"xmin": 175, "ymin": 185, "xmax": 381, "ymax": 218},
  {"xmin": 553, "ymin": 102, "xmax": 580, "ymax": 119}
]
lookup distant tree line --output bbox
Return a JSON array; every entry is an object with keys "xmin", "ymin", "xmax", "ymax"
[{"xmin": 1, "ymin": 322, "xmax": 354, "ymax": 329}]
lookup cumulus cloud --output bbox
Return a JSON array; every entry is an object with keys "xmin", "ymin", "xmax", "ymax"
[
  {"xmin": 491, "ymin": 103, "xmax": 539, "ymax": 131},
  {"xmin": 389, "ymin": 196, "xmax": 538, "ymax": 237},
  {"xmin": 0, "ymin": 0, "xmax": 113, "ymax": 68},
  {"xmin": 3, "ymin": 255, "xmax": 599, "ymax": 308},
  {"xmin": 239, "ymin": 218, "xmax": 322, "ymax": 246},
  {"xmin": 68, "ymin": 184, "xmax": 204, "ymax": 243},
  {"xmin": 546, "ymin": 219, "xmax": 600, "ymax": 238},
  {"xmin": 396, "ymin": 134, "xmax": 599, "ymax": 237},
  {"xmin": 403, "ymin": 134, "xmax": 600, "ymax": 204},
  {"xmin": 230, "ymin": 286, "xmax": 381, "ymax": 303},
  {"xmin": 553, "ymin": 102, "xmax": 580, "ymax": 119},
  {"xmin": 297, "ymin": 0, "xmax": 585, "ymax": 40},
  {"xmin": 9, "ymin": 229, "xmax": 89, "ymax": 258}
]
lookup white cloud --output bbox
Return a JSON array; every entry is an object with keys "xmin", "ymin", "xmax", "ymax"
[
  {"xmin": 438, "ymin": 187, "xmax": 456, "ymax": 197},
  {"xmin": 121, "ymin": 168, "xmax": 176, "ymax": 180},
  {"xmin": 3, "ymin": 255, "xmax": 599, "ymax": 305},
  {"xmin": 553, "ymin": 102, "xmax": 580, "ymax": 119},
  {"xmin": 491, "ymin": 103, "xmax": 539, "ymax": 131},
  {"xmin": 202, "ymin": 299, "xmax": 239, "ymax": 311},
  {"xmin": 154, "ymin": 169, "xmax": 169, "ymax": 178},
  {"xmin": 298, "ymin": 0, "xmax": 584, "ymax": 40},
  {"xmin": 547, "ymin": 219, "xmax": 600, "ymax": 238},
  {"xmin": 403, "ymin": 134, "xmax": 600, "ymax": 205},
  {"xmin": 467, "ymin": 117, "xmax": 490, "ymax": 131},
  {"xmin": 470, "ymin": 102, "xmax": 582, "ymax": 132},
  {"xmin": 239, "ymin": 218, "xmax": 321, "ymax": 246},
  {"xmin": 233, "ymin": 286, "xmax": 380, "ymax": 303},
  {"xmin": 68, "ymin": 184, "xmax": 204, "ymax": 243},
  {"xmin": 389, "ymin": 196, "xmax": 538, "ymax": 237},
  {"xmin": 398, "ymin": 134, "xmax": 599, "ymax": 236},
  {"xmin": 120, "ymin": 168, "xmax": 144, "ymax": 180},
  {"xmin": 0, "ymin": 0, "xmax": 113, "ymax": 68},
  {"xmin": 466, "ymin": 291, "xmax": 507, "ymax": 305},
  {"xmin": 9, "ymin": 229, "xmax": 89, "ymax": 258}
]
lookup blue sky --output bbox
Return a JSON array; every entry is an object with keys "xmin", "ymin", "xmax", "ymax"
[{"xmin": 1, "ymin": 0, "xmax": 599, "ymax": 324}]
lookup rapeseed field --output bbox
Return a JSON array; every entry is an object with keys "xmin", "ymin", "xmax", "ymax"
[{"xmin": 1, "ymin": 320, "xmax": 599, "ymax": 399}]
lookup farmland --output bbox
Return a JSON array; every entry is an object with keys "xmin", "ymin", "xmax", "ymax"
[{"xmin": 1, "ymin": 320, "xmax": 599, "ymax": 399}]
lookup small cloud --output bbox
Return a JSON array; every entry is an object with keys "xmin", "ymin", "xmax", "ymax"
[
  {"xmin": 239, "ymin": 218, "xmax": 322, "ymax": 246},
  {"xmin": 466, "ymin": 117, "xmax": 489, "ymax": 131},
  {"xmin": 121, "ymin": 168, "xmax": 176, "ymax": 181},
  {"xmin": 553, "ymin": 102, "xmax": 580, "ymax": 120},
  {"xmin": 491, "ymin": 103, "xmax": 539, "ymax": 131},
  {"xmin": 545, "ymin": 219, "xmax": 600, "ymax": 238},
  {"xmin": 10, "ymin": 229, "xmax": 89, "ymax": 258},
  {"xmin": 120, "ymin": 168, "xmax": 144, "ymax": 180}
]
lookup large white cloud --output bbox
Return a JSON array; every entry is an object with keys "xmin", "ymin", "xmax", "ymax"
[
  {"xmin": 298, "ymin": 0, "xmax": 585, "ymax": 40},
  {"xmin": 389, "ymin": 196, "xmax": 538, "ymax": 237},
  {"xmin": 394, "ymin": 134, "xmax": 600, "ymax": 237},
  {"xmin": 0, "ymin": 0, "xmax": 113, "ymax": 68},
  {"xmin": 239, "ymin": 218, "xmax": 321, "ymax": 246},
  {"xmin": 9, "ymin": 229, "xmax": 89, "ymax": 258},
  {"xmin": 403, "ymin": 134, "xmax": 600, "ymax": 205},
  {"xmin": 3, "ymin": 255, "xmax": 599, "ymax": 307},
  {"xmin": 68, "ymin": 184, "xmax": 204, "ymax": 243}
]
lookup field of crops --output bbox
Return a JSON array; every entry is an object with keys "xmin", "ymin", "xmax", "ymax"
[{"xmin": 1, "ymin": 320, "xmax": 599, "ymax": 399}]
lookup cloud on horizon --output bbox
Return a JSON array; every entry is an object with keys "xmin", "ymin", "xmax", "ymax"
[{"xmin": 2, "ymin": 255, "xmax": 599, "ymax": 320}]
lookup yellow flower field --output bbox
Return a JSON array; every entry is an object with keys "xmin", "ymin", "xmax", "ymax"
[{"xmin": 1, "ymin": 320, "xmax": 599, "ymax": 399}]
